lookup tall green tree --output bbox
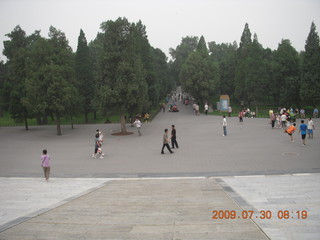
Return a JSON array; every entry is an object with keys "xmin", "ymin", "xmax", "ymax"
[
  {"xmin": 130, "ymin": 21, "xmax": 159, "ymax": 107},
  {"xmin": 47, "ymin": 26, "xmax": 77, "ymax": 135},
  {"xmin": 245, "ymin": 33, "xmax": 268, "ymax": 105},
  {"xmin": 75, "ymin": 29, "xmax": 93, "ymax": 123},
  {"xmin": 234, "ymin": 23, "xmax": 252, "ymax": 103},
  {"xmin": 0, "ymin": 61, "xmax": 8, "ymax": 117},
  {"xmin": 96, "ymin": 17, "xmax": 148, "ymax": 134},
  {"xmin": 22, "ymin": 32, "xmax": 50, "ymax": 125},
  {"xmin": 3, "ymin": 25, "xmax": 30, "ymax": 129},
  {"xmin": 273, "ymin": 39, "xmax": 301, "ymax": 106},
  {"xmin": 170, "ymin": 36, "xmax": 198, "ymax": 85},
  {"xmin": 180, "ymin": 36, "xmax": 218, "ymax": 105},
  {"xmin": 208, "ymin": 41, "xmax": 237, "ymax": 96},
  {"xmin": 152, "ymin": 47, "xmax": 173, "ymax": 99},
  {"xmin": 300, "ymin": 22, "xmax": 320, "ymax": 106}
]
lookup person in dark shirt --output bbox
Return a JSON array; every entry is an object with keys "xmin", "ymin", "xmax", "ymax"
[{"xmin": 171, "ymin": 125, "xmax": 179, "ymax": 149}]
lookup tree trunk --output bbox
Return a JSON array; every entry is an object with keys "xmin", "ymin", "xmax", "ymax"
[
  {"xmin": 84, "ymin": 112, "xmax": 88, "ymax": 123},
  {"xmin": 70, "ymin": 115, "xmax": 74, "ymax": 129},
  {"xmin": 93, "ymin": 110, "xmax": 97, "ymax": 120},
  {"xmin": 24, "ymin": 116, "xmax": 29, "ymax": 131},
  {"xmin": 36, "ymin": 115, "xmax": 42, "ymax": 125},
  {"xmin": 120, "ymin": 113, "xmax": 127, "ymax": 134},
  {"xmin": 43, "ymin": 113, "xmax": 48, "ymax": 125},
  {"xmin": 56, "ymin": 114, "xmax": 62, "ymax": 135}
]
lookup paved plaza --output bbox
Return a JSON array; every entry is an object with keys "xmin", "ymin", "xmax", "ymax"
[{"xmin": 0, "ymin": 101, "xmax": 320, "ymax": 239}]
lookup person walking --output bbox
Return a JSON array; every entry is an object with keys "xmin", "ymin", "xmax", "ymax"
[
  {"xmin": 228, "ymin": 106, "xmax": 232, "ymax": 117},
  {"xmin": 204, "ymin": 103, "xmax": 209, "ymax": 115},
  {"xmin": 281, "ymin": 113, "xmax": 287, "ymax": 129},
  {"xmin": 41, "ymin": 149, "xmax": 51, "ymax": 182},
  {"xmin": 171, "ymin": 125, "xmax": 179, "ymax": 149},
  {"xmin": 222, "ymin": 115, "xmax": 227, "ymax": 136},
  {"xmin": 134, "ymin": 117, "xmax": 142, "ymax": 136},
  {"xmin": 92, "ymin": 133, "xmax": 101, "ymax": 158},
  {"xmin": 270, "ymin": 112, "xmax": 276, "ymax": 128},
  {"xmin": 307, "ymin": 118, "xmax": 315, "ymax": 139},
  {"xmin": 300, "ymin": 108, "xmax": 306, "ymax": 119},
  {"xmin": 285, "ymin": 123, "xmax": 296, "ymax": 142},
  {"xmin": 144, "ymin": 112, "xmax": 150, "ymax": 123},
  {"xmin": 299, "ymin": 120, "xmax": 308, "ymax": 146},
  {"xmin": 161, "ymin": 129, "xmax": 174, "ymax": 154}
]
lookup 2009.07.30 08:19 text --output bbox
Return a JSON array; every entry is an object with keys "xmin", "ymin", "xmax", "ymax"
[{"xmin": 212, "ymin": 210, "xmax": 308, "ymax": 220}]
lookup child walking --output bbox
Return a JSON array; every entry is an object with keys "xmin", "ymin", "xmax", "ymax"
[{"xmin": 41, "ymin": 149, "xmax": 51, "ymax": 182}]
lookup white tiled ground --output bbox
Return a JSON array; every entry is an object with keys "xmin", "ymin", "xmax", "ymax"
[
  {"xmin": 0, "ymin": 178, "xmax": 110, "ymax": 228},
  {"xmin": 221, "ymin": 173, "xmax": 320, "ymax": 240}
]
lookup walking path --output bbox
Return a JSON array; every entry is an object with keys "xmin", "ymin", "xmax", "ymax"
[{"xmin": 0, "ymin": 100, "xmax": 319, "ymax": 239}]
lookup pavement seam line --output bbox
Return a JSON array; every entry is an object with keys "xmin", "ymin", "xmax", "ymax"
[
  {"xmin": 216, "ymin": 178, "xmax": 272, "ymax": 240},
  {"xmin": 0, "ymin": 179, "xmax": 114, "ymax": 233}
]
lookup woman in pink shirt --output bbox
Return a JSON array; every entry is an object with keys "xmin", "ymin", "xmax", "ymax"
[{"xmin": 41, "ymin": 149, "xmax": 51, "ymax": 182}]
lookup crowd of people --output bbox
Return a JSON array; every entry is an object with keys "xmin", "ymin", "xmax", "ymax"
[{"xmin": 269, "ymin": 107, "xmax": 316, "ymax": 145}]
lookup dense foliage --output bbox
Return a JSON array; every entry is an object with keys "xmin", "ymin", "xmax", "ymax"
[
  {"xmin": 1, "ymin": 20, "xmax": 319, "ymax": 134},
  {"xmin": 170, "ymin": 22, "xmax": 320, "ymax": 108}
]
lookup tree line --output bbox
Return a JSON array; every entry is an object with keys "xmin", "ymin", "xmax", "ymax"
[
  {"xmin": 0, "ymin": 19, "xmax": 319, "ymax": 135},
  {"xmin": 169, "ymin": 22, "xmax": 320, "ymax": 109},
  {"xmin": 0, "ymin": 17, "xmax": 174, "ymax": 135}
]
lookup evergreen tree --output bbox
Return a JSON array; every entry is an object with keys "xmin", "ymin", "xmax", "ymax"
[
  {"xmin": 273, "ymin": 39, "xmax": 301, "ymax": 106},
  {"xmin": 245, "ymin": 33, "xmax": 268, "ymax": 105},
  {"xmin": 169, "ymin": 36, "xmax": 198, "ymax": 85},
  {"xmin": 180, "ymin": 36, "xmax": 218, "ymax": 105},
  {"xmin": 3, "ymin": 25, "xmax": 30, "ymax": 129},
  {"xmin": 300, "ymin": 22, "xmax": 320, "ymax": 106},
  {"xmin": 96, "ymin": 17, "xmax": 148, "ymax": 134},
  {"xmin": 208, "ymin": 41, "xmax": 237, "ymax": 96},
  {"xmin": 75, "ymin": 29, "xmax": 93, "ymax": 123},
  {"xmin": 234, "ymin": 23, "xmax": 252, "ymax": 103},
  {"xmin": 0, "ymin": 61, "xmax": 8, "ymax": 117},
  {"xmin": 152, "ymin": 48, "xmax": 173, "ymax": 99}
]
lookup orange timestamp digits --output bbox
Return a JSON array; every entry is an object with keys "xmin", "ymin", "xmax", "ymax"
[{"xmin": 212, "ymin": 210, "xmax": 308, "ymax": 220}]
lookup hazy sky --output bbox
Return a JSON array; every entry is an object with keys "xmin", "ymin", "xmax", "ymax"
[{"xmin": 1, "ymin": 0, "xmax": 320, "ymax": 61}]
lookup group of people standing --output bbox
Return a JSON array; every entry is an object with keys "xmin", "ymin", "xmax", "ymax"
[{"xmin": 269, "ymin": 108, "xmax": 316, "ymax": 145}]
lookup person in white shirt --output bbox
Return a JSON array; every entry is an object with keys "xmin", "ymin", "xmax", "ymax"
[
  {"xmin": 134, "ymin": 118, "xmax": 142, "ymax": 136},
  {"xmin": 307, "ymin": 118, "xmax": 315, "ymax": 139},
  {"xmin": 281, "ymin": 114, "xmax": 287, "ymax": 129},
  {"xmin": 222, "ymin": 115, "xmax": 227, "ymax": 136},
  {"xmin": 228, "ymin": 106, "xmax": 232, "ymax": 117},
  {"xmin": 204, "ymin": 103, "xmax": 209, "ymax": 115}
]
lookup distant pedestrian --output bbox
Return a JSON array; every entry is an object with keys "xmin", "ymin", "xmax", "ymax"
[
  {"xmin": 281, "ymin": 113, "xmax": 287, "ymax": 129},
  {"xmin": 300, "ymin": 108, "xmax": 305, "ymax": 119},
  {"xmin": 161, "ymin": 129, "xmax": 174, "ymax": 154},
  {"xmin": 299, "ymin": 120, "xmax": 308, "ymax": 146},
  {"xmin": 313, "ymin": 108, "xmax": 319, "ymax": 118},
  {"xmin": 307, "ymin": 118, "xmax": 315, "ymax": 139},
  {"xmin": 238, "ymin": 111, "xmax": 243, "ymax": 122},
  {"xmin": 285, "ymin": 123, "xmax": 296, "ymax": 143},
  {"xmin": 144, "ymin": 113, "xmax": 150, "ymax": 123},
  {"xmin": 204, "ymin": 103, "xmax": 209, "ymax": 115},
  {"xmin": 222, "ymin": 115, "xmax": 227, "ymax": 136},
  {"xmin": 41, "ymin": 149, "xmax": 51, "ymax": 182},
  {"xmin": 171, "ymin": 125, "xmax": 179, "ymax": 149},
  {"xmin": 134, "ymin": 118, "xmax": 142, "ymax": 136},
  {"xmin": 270, "ymin": 113, "xmax": 276, "ymax": 128},
  {"xmin": 92, "ymin": 133, "xmax": 103, "ymax": 158},
  {"xmin": 228, "ymin": 106, "xmax": 232, "ymax": 117}
]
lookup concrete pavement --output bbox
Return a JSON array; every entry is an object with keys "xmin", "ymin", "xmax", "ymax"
[
  {"xmin": 0, "ymin": 100, "xmax": 320, "ymax": 239},
  {"xmin": 0, "ymin": 174, "xmax": 319, "ymax": 239}
]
